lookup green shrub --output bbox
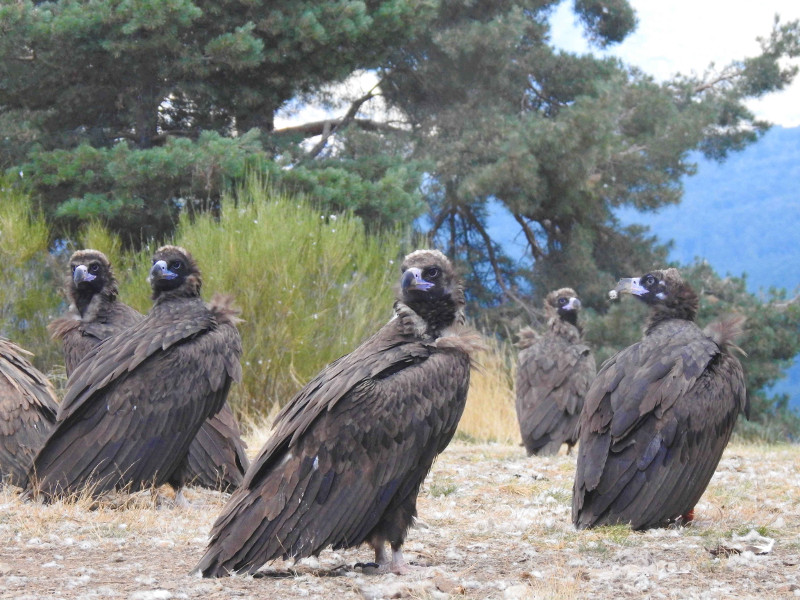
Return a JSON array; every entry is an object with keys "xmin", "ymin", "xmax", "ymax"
[
  {"xmin": 0, "ymin": 180, "xmax": 62, "ymax": 373},
  {"xmin": 116, "ymin": 176, "xmax": 410, "ymax": 419}
]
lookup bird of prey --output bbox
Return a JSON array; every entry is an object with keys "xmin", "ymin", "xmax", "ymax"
[
  {"xmin": 182, "ymin": 399, "xmax": 249, "ymax": 494},
  {"xmin": 49, "ymin": 249, "xmax": 248, "ymax": 495},
  {"xmin": 0, "ymin": 339, "xmax": 58, "ymax": 486},
  {"xmin": 49, "ymin": 249, "xmax": 144, "ymax": 377},
  {"xmin": 573, "ymin": 268, "xmax": 748, "ymax": 530},
  {"xmin": 196, "ymin": 249, "xmax": 483, "ymax": 577},
  {"xmin": 515, "ymin": 288, "xmax": 595, "ymax": 456},
  {"xmin": 29, "ymin": 245, "xmax": 242, "ymax": 501}
]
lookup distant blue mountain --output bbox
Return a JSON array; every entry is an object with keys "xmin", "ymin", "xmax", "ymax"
[
  {"xmin": 487, "ymin": 125, "xmax": 800, "ymax": 408},
  {"xmin": 616, "ymin": 126, "xmax": 800, "ymax": 294},
  {"xmin": 616, "ymin": 125, "xmax": 800, "ymax": 408}
]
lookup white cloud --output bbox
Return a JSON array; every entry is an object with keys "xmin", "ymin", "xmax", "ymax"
[{"xmin": 550, "ymin": 0, "xmax": 800, "ymax": 127}]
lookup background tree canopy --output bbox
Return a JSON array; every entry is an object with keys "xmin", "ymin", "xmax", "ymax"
[{"xmin": 1, "ymin": 0, "xmax": 799, "ymax": 435}]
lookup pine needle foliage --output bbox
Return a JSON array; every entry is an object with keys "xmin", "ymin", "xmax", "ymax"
[{"xmin": 0, "ymin": 180, "xmax": 61, "ymax": 370}]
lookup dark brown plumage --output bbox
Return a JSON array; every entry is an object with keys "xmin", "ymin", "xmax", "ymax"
[
  {"xmin": 196, "ymin": 249, "xmax": 482, "ymax": 577},
  {"xmin": 515, "ymin": 288, "xmax": 595, "ymax": 456},
  {"xmin": 49, "ymin": 249, "xmax": 248, "ymax": 495},
  {"xmin": 29, "ymin": 245, "xmax": 242, "ymax": 501},
  {"xmin": 180, "ymin": 360, "xmax": 249, "ymax": 495},
  {"xmin": 0, "ymin": 339, "xmax": 58, "ymax": 486},
  {"xmin": 49, "ymin": 249, "xmax": 144, "ymax": 377},
  {"xmin": 572, "ymin": 268, "xmax": 748, "ymax": 530}
]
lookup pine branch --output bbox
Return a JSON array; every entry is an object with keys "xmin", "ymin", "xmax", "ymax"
[
  {"xmin": 460, "ymin": 204, "xmax": 509, "ymax": 295},
  {"xmin": 512, "ymin": 214, "xmax": 546, "ymax": 261}
]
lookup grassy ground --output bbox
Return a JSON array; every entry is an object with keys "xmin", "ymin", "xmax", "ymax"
[{"xmin": 2, "ymin": 437, "xmax": 798, "ymax": 600}]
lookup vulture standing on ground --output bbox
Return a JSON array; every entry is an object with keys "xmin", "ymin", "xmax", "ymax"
[
  {"xmin": 196, "ymin": 249, "xmax": 482, "ymax": 578},
  {"xmin": 515, "ymin": 288, "xmax": 595, "ymax": 456},
  {"xmin": 0, "ymin": 339, "xmax": 58, "ymax": 486},
  {"xmin": 572, "ymin": 268, "xmax": 748, "ymax": 530},
  {"xmin": 49, "ymin": 249, "xmax": 249, "ymax": 493},
  {"xmin": 29, "ymin": 245, "xmax": 243, "ymax": 501}
]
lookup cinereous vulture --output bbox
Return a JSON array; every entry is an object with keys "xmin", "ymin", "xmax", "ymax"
[
  {"xmin": 196, "ymin": 249, "xmax": 483, "ymax": 577},
  {"xmin": 49, "ymin": 249, "xmax": 144, "ymax": 377},
  {"xmin": 29, "ymin": 245, "xmax": 242, "ymax": 501},
  {"xmin": 515, "ymin": 288, "xmax": 595, "ymax": 456},
  {"xmin": 0, "ymin": 339, "xmax": 58, "ymax": 486},
  {"xmin": 49, "ymin": 249, "xmax": 248, "ymax": 494},
  {"xmin": 572, "ymin": 268, "xmax": 748, "ymax": 530}
]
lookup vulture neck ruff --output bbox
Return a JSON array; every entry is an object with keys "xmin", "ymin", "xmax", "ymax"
[
  {"xmin": 398, "ymin": 295, "xmax": 462, "ymax": 338},
  {"xmin": 71, "ymin": 285, "xmax": 117, "ymax": 321},
  {"xmin": 549, "ymin": 314, "xmax": 581, "ymax": 344},
  {"xmin": 645, "ymin": 285, "xmax": 699, "ymax": 334},
  {"xmin": 152, "ymin": 277, "xmax": 202, "ymax": 305}
]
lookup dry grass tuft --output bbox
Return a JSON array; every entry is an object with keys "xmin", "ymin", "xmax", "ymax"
[
  {"xmin": 239, "ymin": 329, "xmax": 524, "ymax": 448},
  {"xmin": 457, "ymin": 334, "xmax": 520, "ymax": 444}
]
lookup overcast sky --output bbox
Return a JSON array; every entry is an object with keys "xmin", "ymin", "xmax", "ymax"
[{"xmin": 549, "ymin": 0, "xmax": 800, "ymax": 127}]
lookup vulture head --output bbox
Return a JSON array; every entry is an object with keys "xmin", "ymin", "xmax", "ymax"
[
  {"xmin": 611, "ymin": 268, "xmax": 698, "ymax": 324},
  {"xmin": 398, "ymin": 249, "xmax": 465, "ymax": 332},
  {"xmin": 68, "ymin": 249, "xmax": 118, "ymax": 313},
  {"xmin": 545, "ymin": 287, "xmax": 582, "ymax": 327},
  {"xmin": 149, "ymin": 245, "xmax": 202, "ymax": 300}
]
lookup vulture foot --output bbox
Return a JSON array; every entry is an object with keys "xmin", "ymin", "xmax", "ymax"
[
  {"xmin": 174, "ymin": 488, "xmax": 191, "ymax": 508},
  {"xmin": 356, "ymin": 546, "xmax": 412, "ymax": 575}
]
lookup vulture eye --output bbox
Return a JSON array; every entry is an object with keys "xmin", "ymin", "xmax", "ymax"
[
  {"xmin": 558, "ymin": 297, "xmax": 568, "ymax": 306},
  {"xmin": 424, "ymin": 267, "xmax": 440, "ymax": 279},
  {"xmin": 89, "ymin": 264, "xmax": 100, "ymax": 273},
  {"xmin": 71, "ymin": 265, "xmax": 77, "ymax": 273},
  {"xmin": 644, "ymin": 274, "xmax": 657, "ymax": 287},
  {"xmin": 170, "ymin": 260, "xmax": 183, "ymax": 271}
]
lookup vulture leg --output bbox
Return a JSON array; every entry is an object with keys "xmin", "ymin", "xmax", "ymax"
[
  {"xmin": 372, "ymin": 537, "xmax": 390, "ymax": 566},
  {"xmin": 390, "ymin": 543, "xmax": 410, "ymax": 575},
  {"xmin": 354, "ymin": 536, "xmax": 390, "ymax": 572},
  {"xmin": 174, "ymin": 487, "xmax": 191, "ymax": 508},
  {"xmin": 168, "ymin": 460, "xmax": 191, "ymax": 508},
  {"xmin": 356, "ymin": 538, "xmax": 409, "ymax": 575}
]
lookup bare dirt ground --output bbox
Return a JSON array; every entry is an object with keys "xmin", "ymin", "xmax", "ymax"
[{"xmin": 1, "ymin": 441, "xmax": 799, "ymax": 600}]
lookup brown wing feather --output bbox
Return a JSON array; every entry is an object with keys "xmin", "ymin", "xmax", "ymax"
[
  {"xmin": 31, "ymin": 298, "xmax": 241, "ymax": 499},
  {"xmin": 573, "ymin": 320, "xmax": 746, "ymax": 529},
  {"xmin": 516, "ymin": 336, "xmax": 595, "ymax": 455},
  {"xmin": 49, "ymin": 302, "xmax": 144, "ymax": 376},
  {"xmin": 196, "ymin": 320, "xmax": 471, "ymax": 577},
  {"xmin": 180, "ymin": 402, "xmax": 249, "ymax": 491},
  {"xmin": 0, "ymin": 339, "xmax": 59, "ymax": 486}
]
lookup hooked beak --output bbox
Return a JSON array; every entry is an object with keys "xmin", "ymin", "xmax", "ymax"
[
  {"xmin": 564, "ymin": 297, "xmax": 581, "ymax": 311},
  {"xmin": 73, "ymin": 264, "xmax": 96, "ymax": 285},
  {"xmin": 609, "ymin": 277, "xmax": 647, "ymax": 300},
  {"xmin": 148, "ymin": 260, "xmax": 178, "ymax": 284},
  {"xmin": 401, "ymin": 267, "xmax": 435, "ymax": 293}
]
